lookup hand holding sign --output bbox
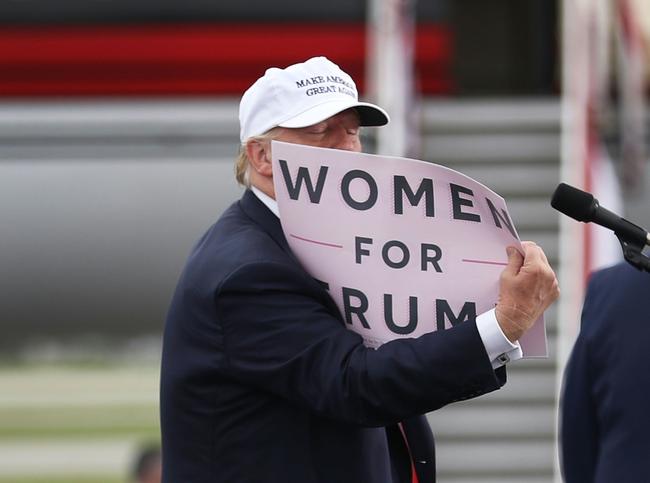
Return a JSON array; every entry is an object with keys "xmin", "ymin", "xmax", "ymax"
[
  {"xmin": 272, "ymin": 140, "xmax": 553, "ymax": 357},
  {"xmin": 496, "ymin": 242, "xmax": 560, "ymax": 343}
]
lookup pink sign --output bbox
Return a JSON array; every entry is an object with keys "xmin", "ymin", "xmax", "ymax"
[{"xmin": 272, "ymin": 141, "xmax": 547, "ymax": 357}]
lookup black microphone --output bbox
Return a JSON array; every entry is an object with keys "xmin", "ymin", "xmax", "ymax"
[{"xmin": 550, "ymin": 183, "xmax": 650, "ymax": 247}]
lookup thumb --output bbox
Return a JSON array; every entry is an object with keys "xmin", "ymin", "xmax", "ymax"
[{"xmin": 503, "ymin": 246, "xmax": 524, "ymax": 276}]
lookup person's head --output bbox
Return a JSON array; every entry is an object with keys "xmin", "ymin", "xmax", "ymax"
[
  {"xmin": 236, "ymin": 56, "xmax": 389, "ymax": 197},
  {"xmin": 131, "ymin": 445, "xmax": 162, "ymax": 483}
]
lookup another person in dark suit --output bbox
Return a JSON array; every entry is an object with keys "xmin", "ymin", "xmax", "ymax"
[
  {"xmin": 160, "ymin": 56, "xmax": 559, "ymax": 483},
  {"xmin": 561, "ymin": 261, "xmax": 650, "ymax": 482}
]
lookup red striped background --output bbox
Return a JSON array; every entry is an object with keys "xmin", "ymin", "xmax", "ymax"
[{"xmin": 0, "ymin": 23, "xmax": 452, "ymax": 96}]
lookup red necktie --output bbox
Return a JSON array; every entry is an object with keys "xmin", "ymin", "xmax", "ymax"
[{"xmin": 398, "ymin": 422, "xmax": 419, "ymax": 483}]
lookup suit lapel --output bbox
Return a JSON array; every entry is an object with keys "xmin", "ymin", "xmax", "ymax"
[
  {"xmin": 238, "ymin": 189, "xmax": 343, "ymax": 322},
  {"xmin": 239, "ymin": 189, "xmax": 319, "ymax": 279},
  {"xmin": 239, "ymin": 189, "xmax": 295, "ymax": 258}
]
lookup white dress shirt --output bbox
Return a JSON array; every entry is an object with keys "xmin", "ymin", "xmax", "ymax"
[{"xmin": 251, "ymin": 186, "xmax": 522, "ymax": 369}]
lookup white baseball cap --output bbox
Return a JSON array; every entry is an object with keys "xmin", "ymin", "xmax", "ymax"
[{"xmin": 239, "ymin": 56, "xmax": 389, "ymax": 142}]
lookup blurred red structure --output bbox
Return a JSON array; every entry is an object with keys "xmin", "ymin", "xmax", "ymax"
[{"xmin": 0, "ymin": 23, "xmax": 451, "ymax": 96}]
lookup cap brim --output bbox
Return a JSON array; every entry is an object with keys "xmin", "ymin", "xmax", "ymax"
[{"xmin": 278, "ymin": 99, "xmax": 389, "ymax": 129}]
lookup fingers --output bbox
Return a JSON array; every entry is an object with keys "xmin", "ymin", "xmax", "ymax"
[
  {"xmin": 520, "ymin": 244, "xmax": 556, "ymax": 292},
  {"xmin": 521, "ymin": 240, "xmax": 550, "ymax": 265},
  {"xmin": 496, "ymin": 242, "xmax": 559, "ymax": 342},
  {"xmin": 503, "ymin": 246, "xmax": 524, "ymax": 276},
  {"xmin": 520, "ymin": 241, "xmax": 544, "ymax": 268},
  {"xmin": 538, "ymin": 246, "xmax": 550, "ymax": 265}
]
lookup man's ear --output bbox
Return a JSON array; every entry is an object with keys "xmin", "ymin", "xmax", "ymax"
[{"xmin": 246, "ymin": 139, "xmax": 273, "ymax": 178}]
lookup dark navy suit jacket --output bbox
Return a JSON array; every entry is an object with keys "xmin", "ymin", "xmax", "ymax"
[
  {"xmin": 561, "ymin": 262, "xmax": 650, "ymax": 483},
  {"xmin": 160, "ymin": 189, "xmax": 506, "ymax": 483}
]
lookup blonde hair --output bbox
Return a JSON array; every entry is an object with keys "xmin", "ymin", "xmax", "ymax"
[{"xmin": 235, "ymin": 128, "xmax": 283, "ymax": 187}]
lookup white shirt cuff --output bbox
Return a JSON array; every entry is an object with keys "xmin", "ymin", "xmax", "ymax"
[{"xmin": 476, "ymin": 308, "xmax": 523, "ymax": 369}]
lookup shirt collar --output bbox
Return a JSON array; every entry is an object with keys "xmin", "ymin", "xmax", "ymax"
[{"xmin": 250, "ymin": 186, "xmax": 280, "ymax": 218}]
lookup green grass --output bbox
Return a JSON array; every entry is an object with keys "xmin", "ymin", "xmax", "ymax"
[
  {"xmin": 0, "ymin": 363, "xmax": 160, "ymax": 480},
  {"xmin": 0, "ymin": 477, "xmax": 122, "ymax": 483},
  {"xmin": 0, "ymin": 404, "xmax": 159, "ymax": 440}
]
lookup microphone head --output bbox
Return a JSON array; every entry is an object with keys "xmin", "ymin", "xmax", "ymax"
[{"xmin": 550, "ymin": 183, "xmax": 597, "ymax": 222}]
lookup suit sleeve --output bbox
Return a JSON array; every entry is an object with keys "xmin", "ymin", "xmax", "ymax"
[
  {"xmin": 215, "ymin": 260, "xmax": 505, "ymax": 426},
  {"xmin": 560, "ymin": 280, "xmax": 601, "ymax": 483}
]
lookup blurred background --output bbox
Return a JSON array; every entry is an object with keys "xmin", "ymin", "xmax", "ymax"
[{"xmin": 0, "ymin": 0, "xmax": 648, "ymax": 481}]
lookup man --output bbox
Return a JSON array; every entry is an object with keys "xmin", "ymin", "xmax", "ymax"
[
  {"xmin": 160, "ymin": 56, "xmax": 559, "ymax": 483},
  {"xmin": 561, "ymin": 262, "xmax": 650, "ymax": 482}
]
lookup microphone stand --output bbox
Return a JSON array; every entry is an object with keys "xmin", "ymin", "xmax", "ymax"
[{"xmin": 617, "ymin": 234, "xmax": 650, "ymax": 272}]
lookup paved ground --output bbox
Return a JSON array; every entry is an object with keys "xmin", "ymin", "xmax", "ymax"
[{"xmin": 0, "ymin": 365, "xmax": 160, "ymax": 481}]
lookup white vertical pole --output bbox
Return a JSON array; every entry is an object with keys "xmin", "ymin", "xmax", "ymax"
[
  {"xmin": 616, "ymin": 0, "xmax": 647, "ymax": 188},
  {"xmin": 367, "ymin": 0, "xmax": 417, "ymax": 157},
  {"xmin": 556, "ymin": 0, "xmax": 590, "ymax": 371},
  {"xmin": 555, "ymin": 0, "xmax": 609, "ymax": 480},
  {"xmin": 555, "ymin": 0, "xmax": 588, "ymax": 481}
]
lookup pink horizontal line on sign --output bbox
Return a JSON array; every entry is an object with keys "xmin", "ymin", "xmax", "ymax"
[
  {"xmin": 462, "ymin": 258, "xmax": 508, "ymax": 266},
  {"xmin": 289, "ymin": 234, "xmax": 343, "ymax": 249}
]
